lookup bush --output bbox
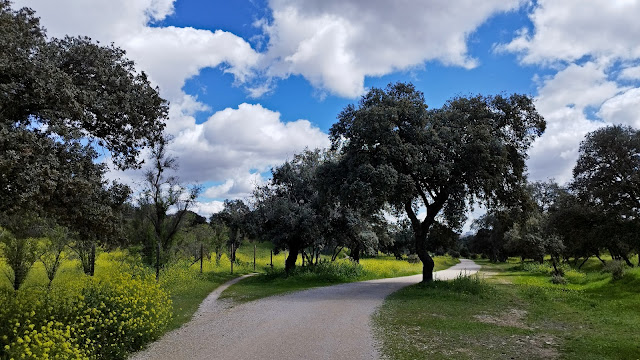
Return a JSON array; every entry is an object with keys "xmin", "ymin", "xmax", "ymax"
[
  {"xmin": 0, "ymin": 288, "xmax": 90, "ymax": 359},
  {"xmin": 448, "ymin": 250, "xmax": 460, "ymax": 258},
  {"xmin": 407, "ymin": 254, "xmax": 420, "ymax": 264},
  {"xmin": 602, "ymin": 260, "xmax": 625, "ymax": 281},
  {"xmin": 460, "ymin": 247, "xmax": 470, "ymax": 258},
  {"xmin": 421, "ymin": 274, "xmax": 494, "ymax": 298},
  {"xmin": 82, "ymin": 271, "xmax": 172, "ymax": 359},
  {"xmin": 0, "ymin": 267, "xmax": 172, "ymax": 360},
  {"xmin": 551, "ymin": 274, "xmax": 567, "ymax": 285},
  {"xmin": 294, "ymin": 260, "xmax": 364, "ymax": 281}
]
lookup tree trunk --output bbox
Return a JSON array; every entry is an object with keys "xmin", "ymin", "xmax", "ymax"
[
  {"xmin": 200, "ymin": 243, "xmax": 204, "ymax": 274},
  {"xmin": 415, "ymin": 230, "xmax": 434, "ymax": 282},
  {"xmin": 285, "ymin": 243, "xmax": 299, "ymax": 273},
  {"xmin": 12, "ymin": 268, "xmax": 22, "ymax": 291},
  {"xmin": 418, "ymin": 248, "xmax": 435, "ymax": 282},
  {"xmin": 578, "ymin": 256, "xmax": 590, "ymax": 269},
  {"xmin": 155, "ymin": 239, "xmax": 162, "ymax": 281},
  {"xmin": 620, "ymin": 252, "xmax": 634, "ymax": 267},
  {"xmin": 89, "ymin": 242, "xmax": 96, "ymax": 276},
  {"xmin": 351, "ymin": 242, "xmax": 361, "ymax": 263},
  {"xmin": 230, "ymin": 242, "xmax": 238, "ymax": 263},
  {"xmin": 551, "ymin": 256, "xmax": 561, "ymax": 276},
  {"xmin": 229, "ymin": 228, "xmax": 238, "ymax": 262},
  {"xmin": 595, "ymin": 253, "xmax": 606, "ymax": 264}
]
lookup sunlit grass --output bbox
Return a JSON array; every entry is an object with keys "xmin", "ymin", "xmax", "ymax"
[{"xmin": 374, "ymin": 258, "xmax": 640, "ymax": 359}]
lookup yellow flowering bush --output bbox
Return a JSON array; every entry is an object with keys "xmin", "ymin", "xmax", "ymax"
[
  {"xmin": 81, "ymin": 270, "xmax": 172, "ymax": 359},
  {"xmin": 0, "ymin": 263, "xmax": 172, "ymax": 360},
  {"xmin": 0, "ymin": 289, "xmax": 89, "ymax": 359}
]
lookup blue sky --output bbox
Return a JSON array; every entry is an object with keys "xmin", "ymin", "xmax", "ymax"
[{"xmin": 16, "ymin": 0, "xmax": 640, "ymax": 219}]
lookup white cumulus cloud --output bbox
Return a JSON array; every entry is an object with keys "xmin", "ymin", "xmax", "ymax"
[
  {"xmin": 259, "ymin": 0, "xmax": 523, "ymax": 97},
  {"xmin": 498, "ymin": 0, "xmax": 640, "ymax": 65}
]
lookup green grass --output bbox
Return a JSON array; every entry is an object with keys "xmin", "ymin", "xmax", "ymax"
[
  {"xmin": 220, "ymin": 255, "xmax": 459, "ymax": 303},
  {"xmin": 374, "ymin": 258, "xmax": 640, "ymax": 359}
]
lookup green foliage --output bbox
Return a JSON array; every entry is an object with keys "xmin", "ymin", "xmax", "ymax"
[
  {"xmin": 551, "ymin": 274, "xmax": 567, "ymax": 285},
  {"xmin": 571, "ymin": 125, "xmax": 640, "ymax": 263},
  {"xmin": 419, "ymin": 274, "xmax": 494, "ymax": 297},
  {"xmin": 287, "ymin": 260, "xmax": 364, "ymax": 281},
  {"xmin": 39, "ymin": 225, "xmax": 72, "ymax": 287},
  {"xmin": 602, "ymin": 260, "xmax": 625, "ymax": 281},
  {"xmin": 253, "ymin": 150, "xmax": 327, "ymax": 272},
  {"xmin": 0, "ymin": 228, "xmax": 39, "ymax": 290}
]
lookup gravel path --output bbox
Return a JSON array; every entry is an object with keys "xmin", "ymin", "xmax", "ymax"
[{"xmin": 130, "ymin": 259, "xmax": 480, "ymax": 360}]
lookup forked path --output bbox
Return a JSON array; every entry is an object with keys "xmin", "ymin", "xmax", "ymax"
[{"xmin": 131, "ymin": 259, "xmax": 480, "ymax": 360}]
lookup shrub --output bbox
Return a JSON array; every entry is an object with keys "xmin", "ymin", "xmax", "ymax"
[
  {"xmin": 0, "ymin": 288, "xmax": 90, "ymax": 359},
  {"xmin": 602, "ymin": 260, "xmax": 625, "ymax": 281},
  {"xmin": 519, "ymin": 262, "xmax": 554, "ymax": 275},
  {"xmin": 564, "ymin": 269, "xmax": 587, "ymax": 284},
  {"xmin": 0, "ymin": 265, "xmax": 172, "ymax": 360},
  {"xmin": 295, "ymin": 260, "xmax": 364, "ymax": 281},
  {"xmin": 551, "ymin": 274, "xmax": 567, "ymax": 285},
  {"xmin": 407, "ymin": 254, "xmax": 420, "ymax": 264},
  {"xmin": 422, "ymin": 274, "xmax": 494, "ymax": 298},
  {"xmin": 82, "ymin": 271, "xmax": 172, "ymax": 359},
  {"xmin": 448, "ymin": 250, "xmax": 460, "ymax": 258}
]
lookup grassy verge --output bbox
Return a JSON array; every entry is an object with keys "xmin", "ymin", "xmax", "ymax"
[
  {"xmin": 220, "ymin": 255, "xmax": 459, "ymax": 304},
  {"xmin": 373, "ymin": 258, "xmax": 640, "ymax": 359}
]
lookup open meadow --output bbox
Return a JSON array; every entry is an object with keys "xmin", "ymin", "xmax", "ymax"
[{"xmin": 374, "ymin": 257, "xmax": 640, "ymax": 360}]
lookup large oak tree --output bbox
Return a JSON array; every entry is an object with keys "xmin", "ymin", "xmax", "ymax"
[
  {"xmin": 572, "ymin": 125, "xmax": 640, "ymax": 266},
  {"xmin": 329, "ymin": 83, "xmax": 545, "ymax": 281},
  {"xmin": 0, "ymin": 1, "xmax": 168, "ymax": 279}
]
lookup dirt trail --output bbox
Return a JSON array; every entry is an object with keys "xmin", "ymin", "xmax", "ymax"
[{"xmin": 130, "ymin": 259, "xmax": 480, "ymax": 360}]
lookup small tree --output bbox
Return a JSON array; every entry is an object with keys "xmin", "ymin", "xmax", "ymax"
[
  {"xmin": 139, "ymin": 138, "xmax": 201, "ymax": 280},
  {"xmin": 39, "ymin": 225, "xmax": 72, "ymax": 288},
  {"xmin": 0, "ymin": 214, "xmax": 44, "ymax": 290},
  {"xmin": 208, "ymin": 217, "xmax": 230, "ymax": 265},
  {"xmin": 214, "ymin": 200, "xmax": 250, "ymax": 263}
]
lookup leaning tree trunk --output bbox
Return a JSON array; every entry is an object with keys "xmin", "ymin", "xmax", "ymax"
[
  {"xmin": 285, "ymin": 243, "xmax": 300, "ymax": 274},
  {"xmin": 415, "ymin": 230, "xmax": 434, "ymax": 282},
  {"xmin": 620, "ymin": 252, "xmax": 634, "ymax": 267}
]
